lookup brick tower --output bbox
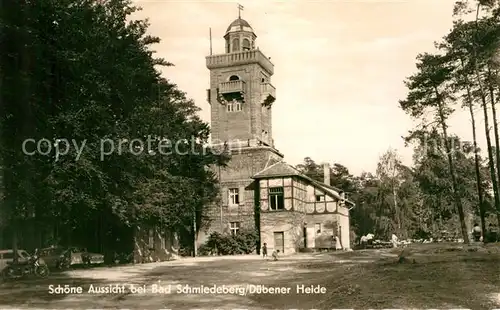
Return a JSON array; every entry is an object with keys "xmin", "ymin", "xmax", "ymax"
[{"xmin": 201, "ymin": 14, "xmax": 283, "ymax": 242}]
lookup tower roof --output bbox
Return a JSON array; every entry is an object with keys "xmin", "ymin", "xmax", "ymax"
[{"xmin": 226, "ymin": 18, "xmax": 254, "ymax": 34}]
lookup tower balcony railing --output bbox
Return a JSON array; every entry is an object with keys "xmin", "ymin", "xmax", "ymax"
[
  {"xmin": 261, "ymin": 82, "xmax": 276, "ymax": 99},
  {"xmin": 261, "ymin": 82, "xmax": 276, "ymax": 107},
  {"xmin": 206, "ymin": 48, "xmax": 274, "ymax": 75},
  {"xmin": 219, "ymin": 80, "xmax": 246, "ymax": 94}
]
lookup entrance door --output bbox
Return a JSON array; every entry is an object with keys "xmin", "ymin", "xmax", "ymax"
[
  {"xmin": 303, "ymin": 227, "xmax": 307, "ymax": 248},
  {"xmin": 274, "ymin": 232, "xmax": 284, "ymax": 254},
  {"xmin": 338, "ymin": 226, "xmax": 343, "ymax": 249}
]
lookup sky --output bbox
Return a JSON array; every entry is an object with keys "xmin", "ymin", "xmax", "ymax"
[{"xmin": 131, "ymin": 0, "xmax": 484, "ymax": 175}]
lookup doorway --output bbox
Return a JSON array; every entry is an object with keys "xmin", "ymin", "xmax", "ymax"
[
  {"xmin": 338, "ymin": 226, "xmax": 343, "ymax": 249},
  {"xmin": 303, "ymin": 227, "xmax": 307, "ymax": 248},
  {"xmin": 273, "ymin": 232, "xmax": 284, "ymax": 254}
]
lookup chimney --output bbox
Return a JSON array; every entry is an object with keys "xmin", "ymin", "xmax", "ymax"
[{"xmin": 323, "ymin": 163, "xmax": 330, "ymax": 186}]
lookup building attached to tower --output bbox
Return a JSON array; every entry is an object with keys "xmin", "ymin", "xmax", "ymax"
[{"xmin": 199, "ymin": 16, "xmax": 355, "ymax": 254}]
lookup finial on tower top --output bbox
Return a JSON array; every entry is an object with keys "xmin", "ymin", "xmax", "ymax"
[{"xmin": 238, "ymin": 3, "xmax": 244, "ymax": 19}]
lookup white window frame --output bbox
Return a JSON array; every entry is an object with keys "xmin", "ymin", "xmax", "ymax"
[
  {"xmin": 230, "ymin": 222, "xmax": 240, "ymax": 236},
  {"xmin": 229, "ymin": 188, "xmax": 239, "ymax": 206},
  {"xmin": 235, "ymin": 101, "xmax": 242, "ymax": 111},
  {"xmin": 269, "ymin": 187, "xmax": 284, "ymax": 211}
]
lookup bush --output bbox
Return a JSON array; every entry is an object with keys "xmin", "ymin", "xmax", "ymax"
[{"xmin": 199, "ymin": 229, "xmax": 258, "ymax": 256}]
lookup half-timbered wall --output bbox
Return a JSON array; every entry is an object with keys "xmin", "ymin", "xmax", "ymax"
[{"xmin": 259, "ymin": 177, "xmax": 305, "ymax": 254}]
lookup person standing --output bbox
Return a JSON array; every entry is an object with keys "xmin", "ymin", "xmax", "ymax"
[
  {"xmin": 262, "ymin": 243, "xmax": 267, "ymax": 258},
  {"xmin": 472, "ymin": 223, "xmax": 482, "ymax": 242},
  {"xmin": 391, "ymin": 234, "xmax": 399, "ymax": 248}
]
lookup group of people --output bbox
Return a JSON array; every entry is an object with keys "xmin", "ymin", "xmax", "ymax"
[
  {"xmin": 360, "ymin": 233, "xmax": 375, "ymax": 248},
  {"xmin": 472, "ymin": 223, "xmax": 499, "ymax": 242},
  {"xmin": 261, "ymin": 243, "xmax": 279, "ymax": 260}
]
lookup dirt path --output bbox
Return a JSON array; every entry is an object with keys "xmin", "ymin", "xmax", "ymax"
[
  {"xmin": 0, "ymin": 247, "xmax": 498, "ymax": 309},
  {"xmin": 0, "ymin": 253, "xmax": 328, "ymax": 309}
]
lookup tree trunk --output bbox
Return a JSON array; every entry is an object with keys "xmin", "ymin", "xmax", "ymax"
[
  {"xmin": 476, "ymin": 70, "xmax": 500, "ymax": 228},
  {"xmin": 392, "ymin": 186, "xmax": 400, "ymax": 236},
  {"xmin": 461, "ymin": 57, "xmax": 487, "ymax": 237},
  {"xmin": 193, "ymin": 211, "xmax": 197, "ymax": 257},
  {"xmin": 434, "ymin": 88, "xmax": 469, "ymax": 244},
  {"xmin": 466, "ymin": 85, "xmax": 487, "ymax": 236},
  {"xmin": 473, "ymin": 3, "xmax": 500, "ymax": 228},
  {"xmin": 487, "ymin": 66, "xmax": 500, "ymax": 228}
]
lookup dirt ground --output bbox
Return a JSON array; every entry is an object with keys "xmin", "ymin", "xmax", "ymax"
[{"xmin": 0, "ymin": 244, "xmax": 498, "ymax": 309}]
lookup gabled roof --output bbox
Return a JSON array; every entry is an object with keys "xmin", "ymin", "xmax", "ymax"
[
  {"xmin": 252, "ymin": 161, "xmax": 355, "ymax": 207},
  {"xmin": 252, "ymin": 161, "xmax": 302, "ymax": 179}
]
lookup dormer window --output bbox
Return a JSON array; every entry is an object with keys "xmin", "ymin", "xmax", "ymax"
[{"xmin": 229, "ymin": 75, "xmax": 239, "ymax": 81}]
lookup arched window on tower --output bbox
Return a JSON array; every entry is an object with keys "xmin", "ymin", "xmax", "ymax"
[
  {"xmin": 242, "ymin": 38, "xmax": 250, "ymax": 51},
  {"xmin": 232, "ymin": 38, "xmax": 240, "ymax": 52},
  {"xmin": 225, "ymin": 39, "xmax": 230, "ymax": 53},
  {"xmin": 229, "ymin": 75, "xmax": 239, "ymax": 81}
]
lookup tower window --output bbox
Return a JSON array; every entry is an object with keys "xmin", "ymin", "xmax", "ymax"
[
  {"xmin": 227, "ymin": 100, "xmax": 242, "ymax": 112},
  {"xmin": 229, "ymin": 75, "xmax": 239, "ymax": 81},
  {"xmin": 232, "ymin": 38, "xmax": 240, "ymax": 52},
  {"xmin": 242, "ymin": 38, "xmax": 250, "ymax": 51}
]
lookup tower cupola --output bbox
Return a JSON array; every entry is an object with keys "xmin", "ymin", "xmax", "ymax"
[{"xmin": 224, "ymin": 17, "xmax": 256, "ymax": 53}]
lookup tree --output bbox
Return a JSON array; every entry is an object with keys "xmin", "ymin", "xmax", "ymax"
[
  {"xmin": 442, "ymin": 21, "xmax": 489, "ymax": 234},
  {"xmin": 376, "ymin": 148, "xmax": 403, "ymax": 236},
  {"xmin": 295, "ymin": 157, "xmax": 323, "ymax": 182},
  {"xmin": 0, "ymin": 0, "xmax": 226, "ymax": 256},
  {"xmin": 399, "ymin": 53, "xmax": 470, "ymax": 243}
]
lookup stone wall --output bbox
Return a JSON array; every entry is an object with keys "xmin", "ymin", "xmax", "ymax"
[
  {"xmin": 198, "ymin": 146, "xmax": 283, "ymax": 245},
  {"xmin": 260, "ymin": 210, "xmax": 305, "ymax": 254}
]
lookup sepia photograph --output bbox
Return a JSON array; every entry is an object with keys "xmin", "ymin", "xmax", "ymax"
[{"xmin": 1, "ymin": 0, "xmax": 500, "ymax": 309}]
